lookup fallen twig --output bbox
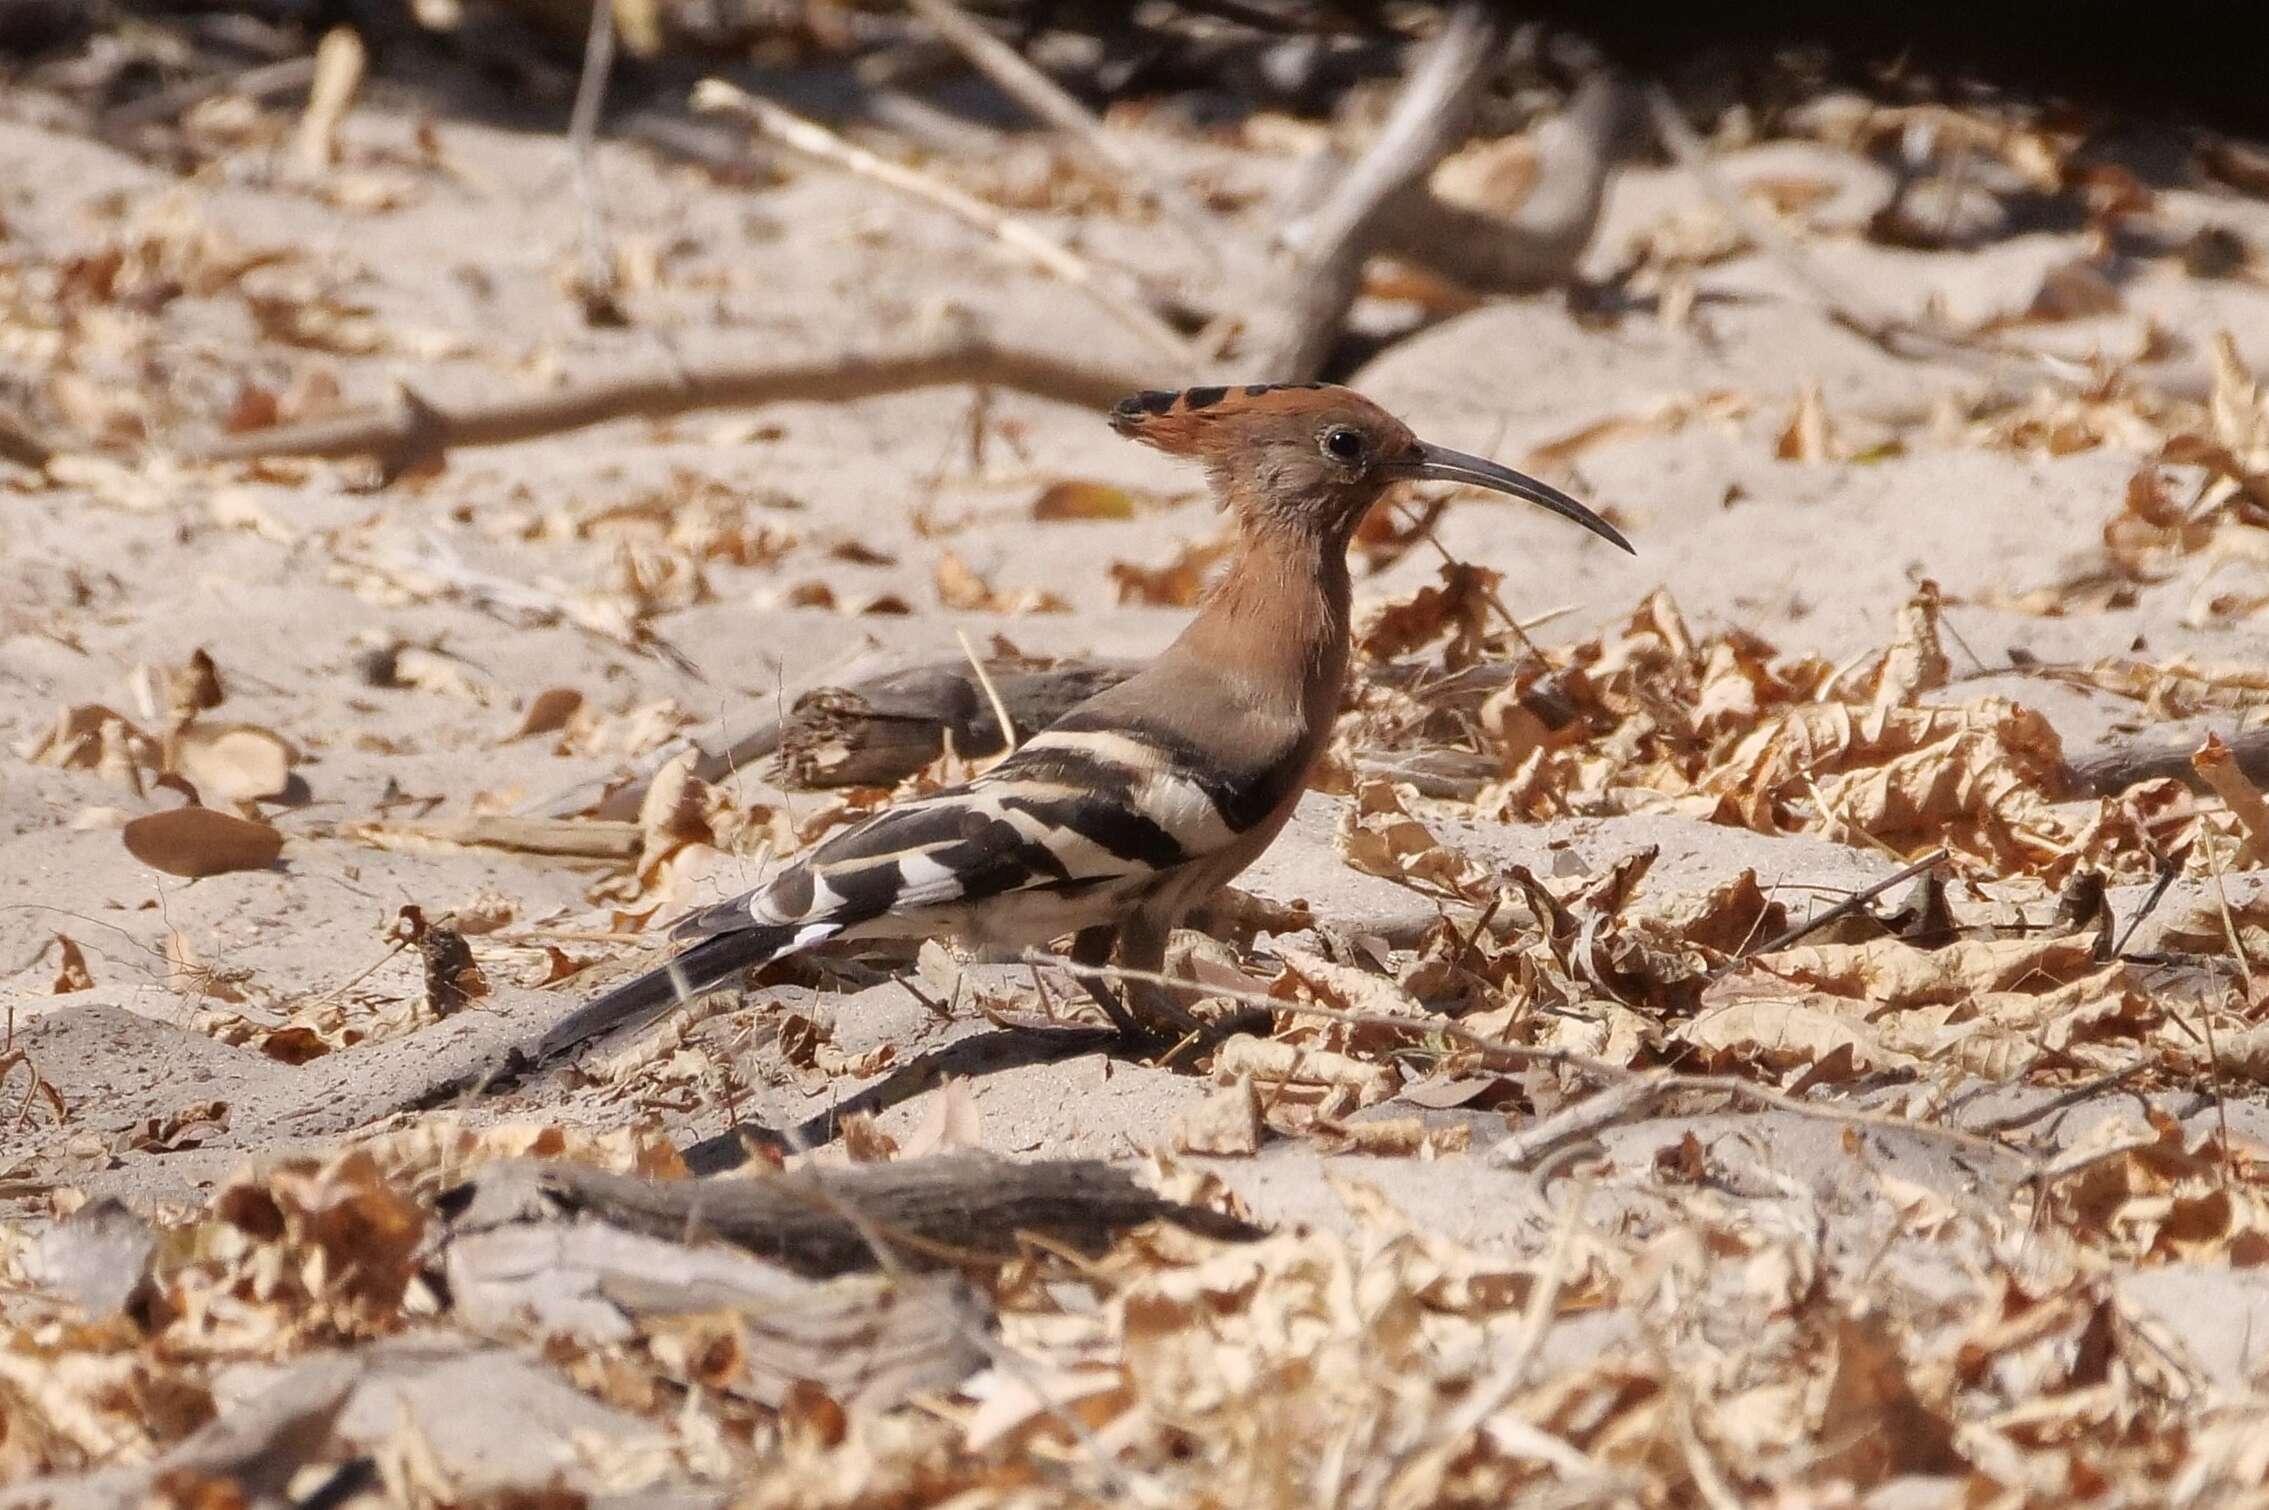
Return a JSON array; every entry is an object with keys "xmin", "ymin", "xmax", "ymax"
[
  {"xmin": 694, "ymin": 78, "xmax": 1195, "ymax": 364},
  {"xmin": 563, "ymin": 0, "xmax": 621, "ymax": 314},
  {"xmin": 2071, "ymin": 724, "xmax": 2269, "ymax": 796},
  {"xmin": 1716, "ymin": 849, "xmax": 1949, "ymax": 969},
  {"xmin": 1359, "ymin": 72, "xmax": 1633, "ymax": 299},
  {"xmin": 189, "ymin": 334, "xmax": 1153, "ymax": 472}
]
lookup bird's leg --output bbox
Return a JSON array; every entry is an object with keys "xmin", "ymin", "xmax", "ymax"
[
  {"xmin": 1069, "ymin": 924, "xmax": 1146, "ymax": 1039},
  {"xmin": 1110, "ymin": 912, "xmax": 1205, "ymax": 1040}
]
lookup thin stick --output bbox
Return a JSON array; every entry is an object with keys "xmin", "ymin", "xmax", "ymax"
[
  {"xmin": 1716, "ymin": 849, "xmax": 1948, "ymax": 968},
  {"xmin": 104, "ymin": 54, "xmax": 318, "ymax": 132},
  {"xmin": 904, "ymin": 0, "xmax": 1220, "ymax": 263},
  {"xmin": 2111, "ymin": 855, "xmax": 2182, "ymax": 958},
  {"xmin": 565, "ymin": 0, "xmax": 621, "ymax": 307},
  {"xmin": 1969, "ymin": 1063, "xmax": 2150, "ymax": 1134},
  {"xmin": 955, "ymin": 628, "xmax": 1020, "ymax": 757},
  {"xmin": 692, "ymin": 78, "xmax": 1195, "ymax": 365}
]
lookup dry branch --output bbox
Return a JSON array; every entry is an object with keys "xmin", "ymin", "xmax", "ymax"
[
  {"xmin": 1253, "ymin": 3, "xmax": 1509, "ymax": 378},
  {"xmin": 189, "ymin": 335, "xmax": 1153, "ymax": 472},
  {"xmin": 776, "ymin": 659, "xmax": 1138, "ymax": 786},
  {"xmin": 442, "ymin": 1204, "xmax": 984, "ymax": 1408},
  {"xmin": 440, "ymin": 1153, "xmax": 1259, "ymax": 1276},
  {"xmin": 2069, "ymin": 725, "xmax": 2269, "ymax": 796}
]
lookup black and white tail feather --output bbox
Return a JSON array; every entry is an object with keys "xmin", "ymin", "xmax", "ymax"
[{"xmin": 530, "ymin": 715, "xmax": 1281, "ymax": 1064}]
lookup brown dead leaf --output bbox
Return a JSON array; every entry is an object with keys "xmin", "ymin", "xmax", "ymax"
[
  {"xmin": 165, "ymin": 929, "xmax": 248, "ymax": 1006},
  {"xmin": 1817, "ymin": 1313, "xmax": 1964, "ymax": 1483},
  {"xmin": 511, "ymin": 687, "xmax": 584, "ymax": 740},
  {"xmin": 2193, "ymin": 733, "xmax": 2269, "ymax": 865},
  {"xmin": 50, "ymin": 935, "xmax": 93, "ymax": 993},
  {"xmin": 1109, "ymin": 534, "xmax": 1233, "ymax": 607},
  {"xmin": 1032, "ymin": 479, "xmax": 1141, "ymax": 521},
  {"xmin": 123, "ymin": 807, "xmax": 284, "ymax": 878},
  {"xmin": 935, "ymin": 550, "xmax": 1067, "ymax": 614},
  {"xmin": 1213, "ymin": 1034, "xmax": 1401, "ymax": 1108},
  {"xmin": 1775, "ymin": 382, "xmax": 1839, "ymax": 463},
  {"xmin": 1334, "ymin": 778, "xmax": 1495, "ymax": 903},
  {"xmin": 1356, "ymin": 559, "xmax": 1501, "ymax": 667},
  {"xmin": 2019, "ymin": 259, "xmax": 2123, "ymax": 324}
]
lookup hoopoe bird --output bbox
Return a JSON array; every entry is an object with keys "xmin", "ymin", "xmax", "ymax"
[{"xmin": 534, "ymin": 383, "xmax": 1631, "ymax": 1063}]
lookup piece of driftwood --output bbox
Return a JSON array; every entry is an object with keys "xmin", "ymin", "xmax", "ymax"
[
  {"xmin": 443, "ymin": 1214, "xmax": 985, "ymax": 1409},
  {"xmin": 520, "ymin": 655, "xmax": 1143, "ymax": 820},
  {"xmin": 189, "ymin": 335, "xmax": 1157, "ymax": 473},
  {"xmin": 2071, "ymin": 724, "xmax": 2269, "ymax": 797},
  {"xmin": 439, "ymin": 1153, "xmax": 1260, "ymax": 1277},
  {"xmin": 776, "ymin": 660, "xmax": 1139, "ymax": 786},
  {"xmin": 1252, "ymin": 3, "xmax": 1510, "ymax": 379}
]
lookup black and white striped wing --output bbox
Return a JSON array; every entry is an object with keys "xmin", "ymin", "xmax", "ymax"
[{"xmin": 671, "ymin": 720, "xmax": 1278, "ymax": 947}]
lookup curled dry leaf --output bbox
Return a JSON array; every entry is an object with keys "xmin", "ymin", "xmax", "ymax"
[
  {"xmin": 167, "ymin": 723, "xmax": 296, "ymax": 804},
  {"xmin": 934, "ymin": 550, "xmax": 1069, "ymax": 614},
  {"xmin": 2193, "ymin": 733, "xmax": 2269, "ymax": 865},
  {"xmin": 51, "ymin": 935, "xmax": 93, "ymax": 993},
  {"xmin": 1334, "ymin": 778, "xmax": 1496, "ymax": 904},
  {"xmin": 123, "ymin": 806, "xmax": 285, "ymax": 877},
  {"xmin": 511, "ymin": 687, "xmax": 584, "ymax": 739},
  {"xmin": 1108, "ymin": 533, "xmax": 1233, "ymax": 607},
  {"xmin": 1356, "ymin": 559, "xmax": 1502, "ymax": 667}
]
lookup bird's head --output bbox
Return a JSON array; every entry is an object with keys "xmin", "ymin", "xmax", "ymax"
[{"xmin": 1110, "ymin": 382, "xmax": 1631, "ymax": 555}]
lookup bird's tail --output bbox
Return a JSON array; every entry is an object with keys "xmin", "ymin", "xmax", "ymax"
[{"xmin": 532, "ymin": 922, "xmax": 821, "ymax": 1064}]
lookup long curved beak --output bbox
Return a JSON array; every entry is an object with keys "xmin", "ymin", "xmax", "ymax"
[{"xmin": 1382, "ymin": 442, "xmax": 1634, "ymax": 554}]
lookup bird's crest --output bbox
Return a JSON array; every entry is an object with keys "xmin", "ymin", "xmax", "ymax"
[{"xmin": 1110, "ymin": 382, "xmax": 1395, "ymax": 458}]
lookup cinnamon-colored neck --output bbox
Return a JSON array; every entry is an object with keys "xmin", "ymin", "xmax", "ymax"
[{"xmin": 1164, "ymin": 514, "xmax": 1354, "ymax": 731}]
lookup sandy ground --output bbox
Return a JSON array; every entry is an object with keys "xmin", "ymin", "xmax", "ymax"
[{"xmin": 5, "ymin": 51, "xmax": 2269, "ymax": 1507}]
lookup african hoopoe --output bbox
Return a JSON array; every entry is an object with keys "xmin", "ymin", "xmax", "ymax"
[{"xmin": 534, "ymin": 383, "xmax": 1631, "ymax": 1062}]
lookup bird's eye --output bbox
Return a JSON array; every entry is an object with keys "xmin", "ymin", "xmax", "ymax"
[{"xmin": 1322, "ymin": 427, "xmax": 1365, "ymax": 463}]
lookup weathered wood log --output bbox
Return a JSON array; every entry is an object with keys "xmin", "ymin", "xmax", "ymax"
[
  {"xmin": 775, "ymin": 661, "xmax": 1139, "ymax": 786},
  {"xmin": 439, "ymin": 1153, "xmax": 1260, "ymax": 1277},
  {"xmin": 2068, "ymin": 724, "xmax": 2269, "ymax": 797},
  {"xmin": 442, "ymin": 1210, "xmax": 985, "ymax": 1409}
]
